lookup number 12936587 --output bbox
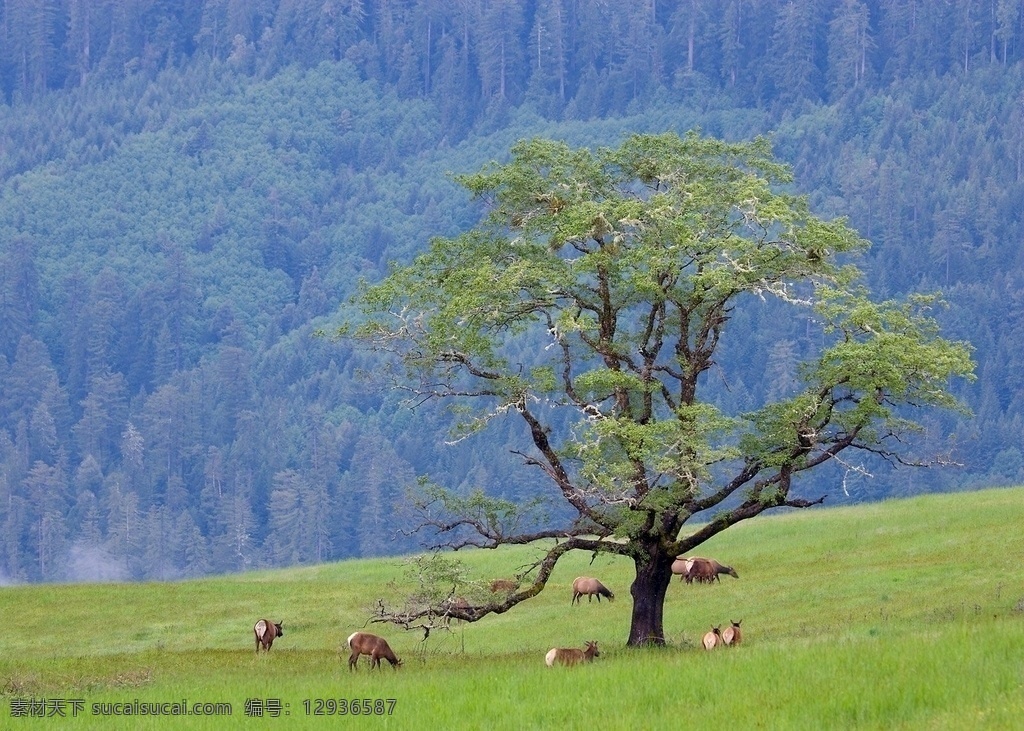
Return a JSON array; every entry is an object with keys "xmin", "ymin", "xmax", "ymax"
[{"xmin": 303, "ymin": 698, "xmax": 396, "ymax": 716}]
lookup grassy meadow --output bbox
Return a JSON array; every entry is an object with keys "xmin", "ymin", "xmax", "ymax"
[{"xmin": 1, "ymin": 487, "xmax": 1023, "ymax": 729}]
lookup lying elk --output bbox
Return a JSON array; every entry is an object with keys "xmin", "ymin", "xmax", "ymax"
[
  {"xmin": 686, "ymin": 557, "xmax": 739, "ymax": 584},
  {"xmin": 545, "ymin": 641, "xmax": 600, "ymax": 667},
  {"xmin": 722, "ymin": 620, "xmax": 743, "ymax": 647},
  {"xmin": 346, "ymin": 631, "xmax": 402, "ymax": 670},
  {"xmin": 489, "ymin": 578, "xmax": 517, "ymax": 593},
  {"xmin": 571, "ymin": 576, "xmax": 614, "ymax": 605},
  {"xmin": 253, "ymin": 619, "xmax": 284, "ymax": 652}
]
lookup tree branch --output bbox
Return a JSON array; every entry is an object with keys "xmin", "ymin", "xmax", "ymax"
[{"xmin": 370, "ymin": 536, "xmax": 626, "ymax": 629}]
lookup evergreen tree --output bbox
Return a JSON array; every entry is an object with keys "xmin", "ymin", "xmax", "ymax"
[
  {"xmin": 526, "ymin": 0, "xmax": 569, "ymax": 108},
  {"xmin": 23, "ymin": 460, "xmax": 70, "ymax": 581},
  {"xmin": 104, "ymin": 479, "xmax": 142, "ymax": 579},
  {"xmin": 266, "ymin": 468, "xmax": 303, "ymax": 565},
  {"xmin": 173, "ymin": 509, "xmax": 210, "ymax": 577},
  {"xmin": 477, "ymin": 0, "xmax": 526, "ymax": 101},
  {"xmin": 769, "ymin": 0, "xmax": 825, "ymax": 104},
  {"xmin": 827, "ymin": 0, "xmax": 873, "ymax": 95},
  {"xmin": 2, "ymin": 336, "xmax": 58, "ymax": 430},
  {"xmin": 0, "ymin": 238, "xmax": 40, "ymax": 360},
  {"xmin": 72, "ymin": 370, "xmax": 129, "ymax": 471},
  {"xmin": 994, "ymin": 0, "xmax": 1021, "ymax": 64}
]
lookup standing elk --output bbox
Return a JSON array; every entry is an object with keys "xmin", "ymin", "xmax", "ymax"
[
  {"xmin": 722, "ymin": 620, "xmax": 743, "ymax": 646},
  {"xmin": 671, "ymin": 557, "xmax": 696, "ymax": 582},
  {"xmin": 545, "ymin": 641, "xmax": 600, "ymax": 667},
  {"xmin": 447, "ymin": 596, "xmax": 471, "ymax": 611},
  {"xmin": 685, "ymin": 557, "xmax": 739, "ymax": 584},
  {"xmin": 253, "ymin": 619, "xmax": 284, "ymax": 652},
  {"xmin": 702, "ymin": 625, "xmax": 722, "ymax": 650},
  {"xmin": 346, "ymin": 631, "xmax": 402, "ymax": 670},
  {"xmin": 571, "ymin": 576, "xmax": 615, "ymax": 604},
  {"xmin": 444, "ymin": 596, "xmax": 472, "ymax": 623}
]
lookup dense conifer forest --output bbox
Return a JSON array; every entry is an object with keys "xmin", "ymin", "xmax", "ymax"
[{"xmin": 0, "ymin": 0, "xmax": 1019, "ymax": 581}]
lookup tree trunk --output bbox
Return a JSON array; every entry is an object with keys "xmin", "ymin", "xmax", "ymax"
[{"xmin": 627, "ymin": 544, "xmax": 674, "ymax": 646}]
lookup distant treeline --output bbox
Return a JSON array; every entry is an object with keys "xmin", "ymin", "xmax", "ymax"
[
  {"xmin": 0, "ymin": 0, "xmax": 1021, "ymax": 583},
  {"xmin": 4, "ymin": 1, "xmax": 1024, "ymax": 129}
]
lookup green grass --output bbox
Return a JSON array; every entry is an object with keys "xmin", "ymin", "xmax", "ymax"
[{"xmin": 2, "ymin": 487, "xmax": 1023, "ymax": 729}]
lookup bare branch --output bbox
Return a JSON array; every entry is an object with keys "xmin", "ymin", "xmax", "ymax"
[{"xmin": 370, "ymin": 537, "xmax": 626, "ymax": 629}]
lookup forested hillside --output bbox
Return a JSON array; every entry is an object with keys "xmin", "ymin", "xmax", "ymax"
[{"xmin": 0, "ymin": 0, "xmax": 1019, "ymax": 582}]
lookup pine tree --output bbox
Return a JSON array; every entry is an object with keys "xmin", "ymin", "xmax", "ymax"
[
  {"xmin": 266, "ymin": 469, "xmax": 303, "ymax": 565},
  {"xmin": 827, "ymin": 0, "xmax": 873, "ymax": 95},
  {"xmin": 0, "ymin": 238, "xmax": 40, "ymax": 360},
  {"xmin": 769, "ymin": 0, "xmax": 825, "ymax": 104},
  {"xmin": 477, "ymin": 0, "xmax": 526, "ymax": 101}
]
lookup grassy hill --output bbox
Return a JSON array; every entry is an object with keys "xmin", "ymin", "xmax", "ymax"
[{"xmin": 1, "ymin": 487, "xmax": 1022, "ymax": 729}]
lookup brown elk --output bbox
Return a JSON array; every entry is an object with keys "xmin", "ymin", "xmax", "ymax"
[
  {"xmin": 444, "ymin": 596, "xmax": 472, "ymax": 623},
  {"xmin": 253, "ymin": 619, "xmax": 284, "ymax": 652},
  {"xmin": 545, "ymin": 641, "xmax": 600, "ymax": 667},
  {"xmin": 685, "ymin": 557, "xmax": 739, "ymax": 584},
  {"xmin": 722, "ymin": 620, "xmax": 743, "ymax": 647},
  {"xmin": 489, "ymin": 578, "xmax": 517, "ymax": 593},
  {"xmin": 702, "ymin": 625, "xmax": 722, "ymax": 650},
  {"xmin": 346, "ymin": 632, "xmax": 402, "ymax": 670},
  {"xmin": 671, "ymin": 557, "xmax": 696, "ymax": 582},
  {"xmin": 571, "ymin": 577, "xmax": 614, "ymax": 605}
]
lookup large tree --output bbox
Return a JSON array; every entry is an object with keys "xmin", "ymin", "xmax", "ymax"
[{"xmin": 342, "ymin": 131, "xmax": 974, "ymax": 646}]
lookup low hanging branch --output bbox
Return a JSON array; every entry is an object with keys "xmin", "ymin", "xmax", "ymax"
[{"xmin": 371, "ymin": 536, "xmax": 621, "ymax": 631}]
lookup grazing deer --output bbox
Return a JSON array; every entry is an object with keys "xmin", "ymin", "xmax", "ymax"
[
  {"xmin": 545, "ymin": 641, "xmax": 600, "ymax": 667},
  {"xmin": 346, "ymin": 632, "xmax": 402, "ymax": 670},
  {"xmin": 571, "ymin": 577, "xmax": 615, "ymax": 604},
  {"xmin": 686, "ymin": 558, "xmax": 739, "ymax": 584},
  {"xmin": 254, "ymin": 619, "xmax": 284, "ymax": 652}
]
